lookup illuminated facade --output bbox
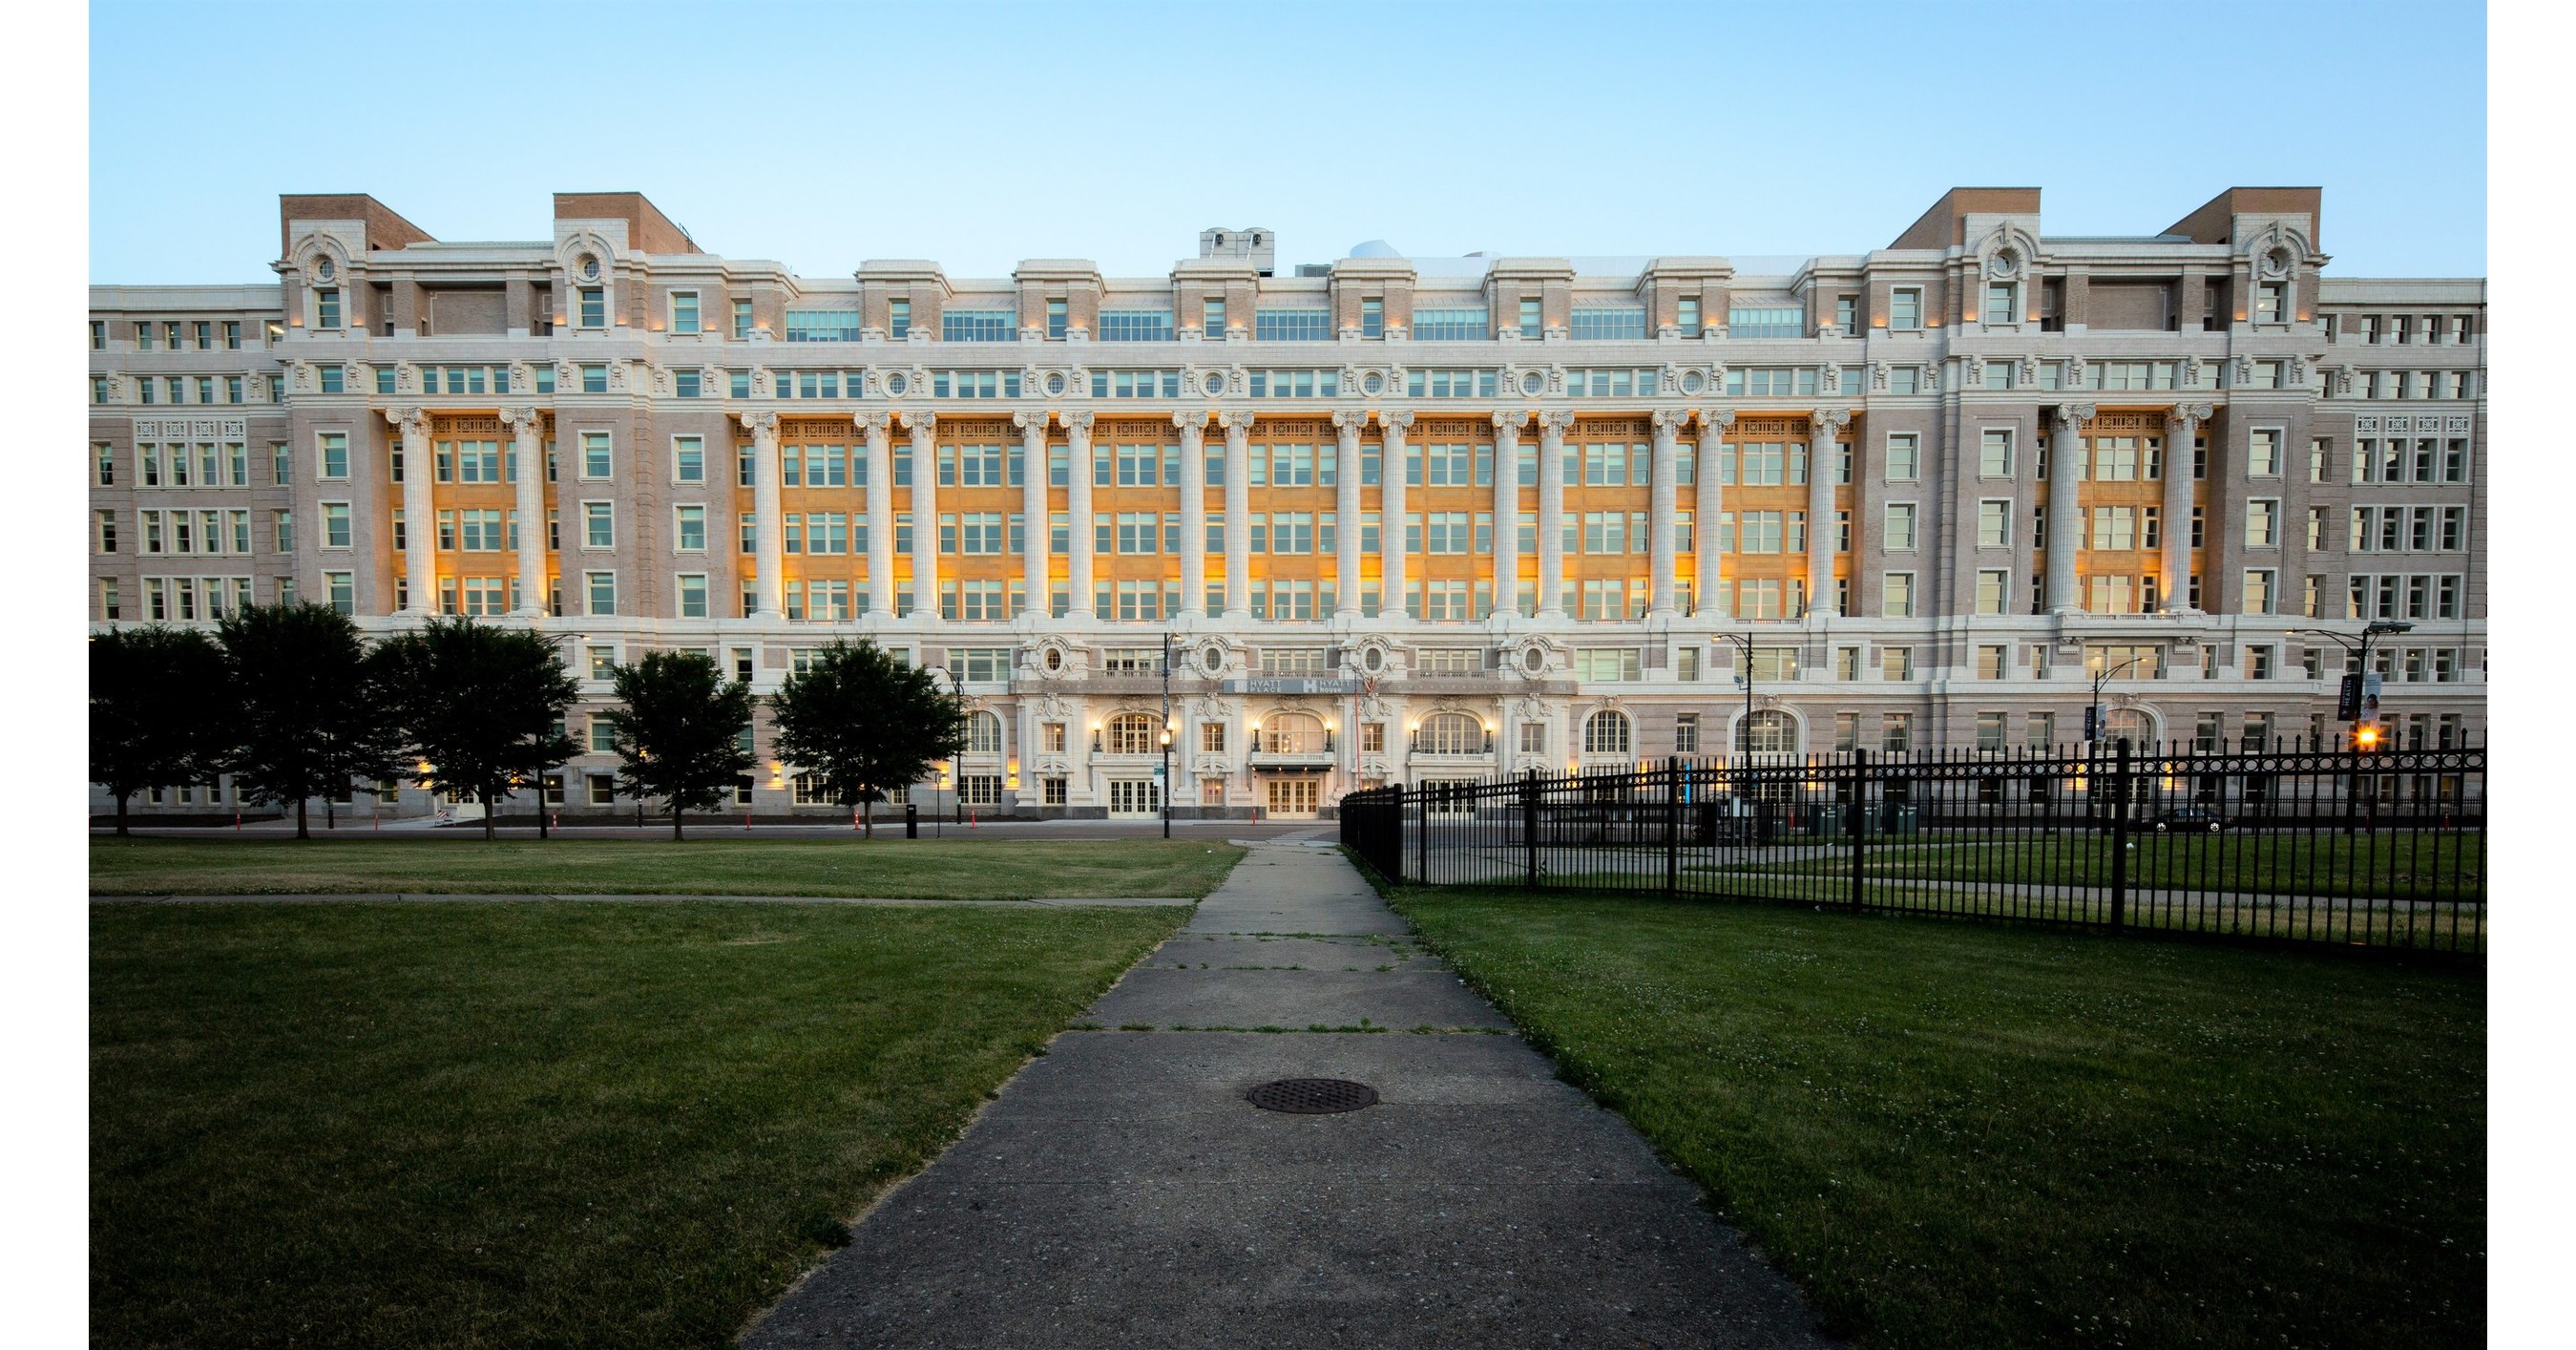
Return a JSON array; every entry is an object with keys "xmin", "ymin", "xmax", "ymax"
[{"xmin": 88, "ymin": 187, "xmax": 2486, "ymax": 819}]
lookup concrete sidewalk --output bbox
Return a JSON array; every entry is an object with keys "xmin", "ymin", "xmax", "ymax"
[
  {"xmin": 744, "ymin": 838, "xmax": 1834, "ymax": 1348},
  {"xmin": 91, "ymin": 893, "xmax": 1190, "ymax": 908}
]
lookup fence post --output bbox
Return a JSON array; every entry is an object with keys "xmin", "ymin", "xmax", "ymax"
[
  {"xmin": 2108, "ymin": 739, "xmax": 2131, "ymax": 929},
  {"xmin": 1664, "ymin": 756, "xmax": 1681, "ymax": 894},
  {"xmin": 1520, "ymin": 769, "xmax": 1539, "ymax": 889},
  {"xmin": 1412, "ymin": 782, "xmax": 1428, "ymax": 884},
  {"xmin": 1850, "ymin": 748, "xmax": 1869, "ymax": 912}
]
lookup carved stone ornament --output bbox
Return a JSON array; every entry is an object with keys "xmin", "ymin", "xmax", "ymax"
[
  {"xmin": 1536, "ymin": 408, "xmax": 1577, "ymax": 437},
  {"xmin": 1013, "ymin": 408, "xmax": 1049, "ymax": 434},
  {"xmin": 382, "ymin": 405, "xmax": 427, "ymax": 437},
  {"xmin": 1812, "ymin": 407, "xmax": 1853, "ymax": 433},
  {"xmin": 855, "ymin": 409, "xmax": 892, "ymax": 437},
  {"xmin": 1700, "ymin": 406, "xmax": 1737, "ymax": 430},
  {"xmin": 1871, "ymin": 361, "xmax": 1890, "ymax": 391},
  {"xmin": 1821, "ymin": 361, "xmax": 1843, "ymax": 390},
  {"xmin": 1377, "ymin": 408, "xmax": 1414, "ymax": 432},
  {"xmin": 1036, "ymin": 691, "xmax": 1074, "ymax": 721},
  {"xmin": 1357, "ymin": 693, "xmax": 1393, "ymax": 721},
  {"xmin": 1062, "ymin": 410, "xmax": 1094, "ymax": 434},
  {"xmin": 1171, "ymin": 408, "xmax": 1206, "ymax": 438},
  {"xmin": 1513, "ymin": 695, "xmax": 1547, "ymax": 724},
  {"xmin": 1491, "ymin": 409, "xmax": 1527, "ymax": 435},
  {"xmin": 498, "ymin": 406, "xmax": 537, "ymax": 433},
  {"xmin": 2168, "ymin": 402, "xmax": 2214, "ymax": 432},
  {"xmin": 1362, "ymin": 756, "xmax": 1392, "ymax": 778},
  {"xmin": 1330, "ymin": 408, "xmax": 1368, "ymax": 432},
  {"xmin": 1217, "ymin": 409, "xmax": 1257, "ymax": 433},
  {"xmin": 736, "ymin": 410, "xmax": 779, "ymax": 435},
  {"xmin": 1650, "ymin": 407, "xmax": 1687, "ymax": 435},
  {"xmin": 2055, "ymin": 402, "xmax": 2098, "ymax": 427},
  {"xmin": 1191, "ymin": 755, "xmax": 1228, "ymax": 778},
  {"xmin": 903, "ymin": 409, "xmax": 936, "ymax": 436},
  {"xmin": 1963, "ymin": 355, "xmax": 1985, "ymax": 385}
]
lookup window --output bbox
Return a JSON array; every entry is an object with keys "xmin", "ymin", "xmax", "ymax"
[
  {"xmin": 1890, "ymin": 288, "xmax": 1922, "ymax": 329},
  {"xmin": 1581, "ymin": 710, "xmax": 1633, "ymax": 755},
  {"xmin": 1255, "ymin": 309, "xmax": 1331, "ymax": 342},
  {"xmin": 317, "ymin": 366, "xmax": 345, "ymax": 394},
  {"xmin": 324, "ymin": 571, "xmax": 354, "ymax": 616},
  {"xmin": 675, "ymin": 369, "xmax": 702, "ymax": 399},
  {"xmin": 782, "ymin": 310, "xmax": 865, "ymax": 343},
  {"xmin": 1881, "ymin": 573, "xmax": 1915, "ymax": 617},
  {"xmin": 577, "ymin": 286, "xmax": 605, "ymax": 328},
  {"xmin": 1881, "ymin": 713, "xmax": 1914, "ymax": 753},
  {"xmin": 1728, "ymin": 306, "xmax": 1802, "ymax": 339},
  {"xmin": 2248, "ymin": 429, "xmax": 2282, "ymax": 477},
  {"xmin": 1359, "ymin": 297, "xmax": 1384, "ymax": 338},
  {"xmin": 1095, "ymin": 309, "xmax": 1173, "ymax": 343},
  {"xmin": 2242, "ymin": 569, "xmax": 2275, "ymax": 615},
  {"xmin": 2255, "ymin": 282, "xmax": 2286, "ymax": 324},
  {"xmin": 2246, "ymin": 499, "xmax": 2279, "ymax": 547},
  {"xmin": 1570, "ymin": 306, "xmax": 1646, "ymax": 341},
  {"xmin": 1574, "ymin": 648, "xmax": 1642, "ymax": 682},
  {"xmin": 732, "ymin": 298, "xmax": 754, "ymax": 339},
  {"xmin": 1976, "ymin": 569, "xmax": 2010, "ymax": 615},
  {"xmin": 1413, "ymin": 307, "xmax": 1487, "ymax": 341},
  {"xmin": 1882, "ymin": 646, "xmax": 1914, "ymax": 681},
  {"xmin": 580, "ymin": 364, "xmax": 608, "ymax": 394},
  {"xmin": 1883, "ymin": 503, "xmax": 1917, "ymax": 551},
  {"xmin": 581, "ymin": 432, "xmax": 612, "ymax": 479},
  {"xmin": 314, "ymin": 287, "xmax": 341, "ymax": 329},
  {"xmin": 1979, "ymin": 429, "xmax": 2014, "ymax": 476},
  {"xmin": 585, "ymin": 571, "xmax": 618, "ymax": 616},
  {"xmin": 584, "ymin": 501, "xmax": 615, "ymax": 548},
  {"xmin": 321, "ymin": 502, "xmax": 352, "ymax": 549},
  {"xmin": 1673, "ymin": 712, "xmax": 1701, "ymax": 753}
]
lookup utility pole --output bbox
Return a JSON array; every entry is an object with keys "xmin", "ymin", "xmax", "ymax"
[
  {"xmin": 1161, "ymin": 630, "xmax": 1173, "ymax": 839},
  {"xmin": 2292, "ymin": 619, "xmax": 2413, "ymax": 749}
]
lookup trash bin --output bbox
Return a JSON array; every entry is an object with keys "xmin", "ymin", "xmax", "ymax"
[
  {"xmin": 904, "ymin": 803, "xmax": 919, "ymax": 838},
  {"xmin": 1880, "ymin": 804, "xmax": 1918, "ymax": 835}
]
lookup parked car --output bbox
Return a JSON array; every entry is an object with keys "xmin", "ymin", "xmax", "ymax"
[{"xmin": 2151, "ymin": 805, "xmax": 2228, "ymax": 833}]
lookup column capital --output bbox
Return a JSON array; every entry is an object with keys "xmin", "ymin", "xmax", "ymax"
[
  {"xmin": 2054, "ymin": 402, "xmax": 2097, "ymax": 429},
  {"xmin": 900, "ymin": 409, "xmax": 936, "ymax": 437},
  {"xmin": 1490, "ymin": 410, "xmax": 1527, "ymax": 437},
  {"xmin": 856, "ymin": 409, "xmax": 893, "ymax": 436},
  {"xmin": 2166, "ymin": 401, "xmax": 2215, "ymax": 432},
  {"xmin": 1374, "ymin": 408, "xmax": 1414, "ymax": 433},
  {"xmin": 1012, "ymin": 408, "xmax": 1050, "ymax": 434},
  {"xmin": 1062, "ymin": 410, "xmax": 1094, "ymax": 436},
  {"xmin": 1215, "ymin": 408, "xmax": 1257, "ymax": 434},
  {"xmin": 1697, "ymin": 406, "xmax": 1736, "ymax": 431},
  {"xmin": 734, "ymin": 409, "xmax": 779, "ymax": 437},
  {"xmin": 1535, "ymin": 408, "xmax": 1576, "ymax": 438},
  {"xmin": 1650, "ymin": 407, "xmax": 1687, "ymax": 436},
  {"xmin": 497, "ymin": 406, "xmax": 538, "ymax": 433},
  {"xmin": 1811, "ymin": 407, "xmax": 1853, "ymax": 434},
  {"xmin": 382, "ymin": 405, "xmax": 426, "ymax": 436},
  {"xmin": 1330, "ymin": 408, "xmax": 1368, "ymax": 432}
]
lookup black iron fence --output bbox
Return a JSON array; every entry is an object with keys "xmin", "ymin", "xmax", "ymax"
[{"xmin": 1341, "ymin": 740, "xmax": 2484, "ymax": 956}]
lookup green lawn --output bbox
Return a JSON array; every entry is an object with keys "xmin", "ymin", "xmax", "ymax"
[
  {"xmin": 1715, "ymin": 831, "xmax": 2483, "ymax": 903},
  {"xmin": 93, "ymin": 898, "xmax": 1190, "ymax": 1349},
  {"xmin": 90, "ymin": 836, "xmax": 1245, "ymax": 899},
  {"xmin": 1388, "ymin": 885, "xmax": 2484, "ymax": 1350}
]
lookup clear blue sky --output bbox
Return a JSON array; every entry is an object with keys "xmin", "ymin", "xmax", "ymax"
[{"xmin": 89, "ymin": 0, "xmax": 2487, "ymax": 284}]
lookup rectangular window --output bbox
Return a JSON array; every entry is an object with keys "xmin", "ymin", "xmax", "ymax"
[
  {"xmin": 1881, "ymin": 573, "xmax": 1916, "ymax": 617},
  {"xmin": 2246, "ymin": 499, "xmax": 2279, "ymax": 547},
  {"xmin": 1883, "ymin": 503, "xmax": 1917, "ymax": 551},
  {"xmin": 2248, "ymin": 429, "xmax": 2282, "ymax": 477},
  {"xmin": 1979, "ymin": 429, "xmax": 2013, "ymax": 476},
  {"xmin": 1883, "ymin": 433, "xmax": 1918, "ymax": 481},
  {"xmin": 670, "ymin": 291, "xmax": 700, "ymax": 334},
  {"xmin": 314, "ymin": 287, "xmax": 341, "ymax": 329},
  {"xmin": 1889, "ymin": 288, "xmax": 1921, "ymax": 330},
  {"xmin": 577, "ymin": 287, "xmax": 605, "ymax": 328}
]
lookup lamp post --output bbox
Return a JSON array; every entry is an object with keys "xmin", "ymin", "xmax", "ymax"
[
  {"xmin": 1161, "ymin": 630, "xmax": 1174, "ymax": 839},
  {"xmin": 1713, "ymin": 633, "xmax": 1757, "ymax": 756},
  {"xmin": 2087, "ymin": 654, "xmax": 2146, "ymax": 748},
  {"xmin": 2289, "ymin": 620, "xmax": 2413, "ymax": 748}
]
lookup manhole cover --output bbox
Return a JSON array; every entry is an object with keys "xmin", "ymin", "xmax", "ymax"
[{"xmin": 1246, "ymin": 1078, "xmax": 1379, "ymax": 1114}]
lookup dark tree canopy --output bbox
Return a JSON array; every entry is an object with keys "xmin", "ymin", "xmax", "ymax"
[
  {"xmin": 374, "ymin": 617, "xmax": 580, "ymax": 839},
  {"xmin": 89, "ymin": 625, "xmax": 231, "ymax": 835},
  {"xmin": 216, "ymin": 601, "xmax": 403, "ymax": 838},
  {"xmin": 604, "ymin": 650, "xmax": 753, "ymax": 840},
  {"xmin": 766, "ymin": 639, "xmax": 969, "ymax": 836}
]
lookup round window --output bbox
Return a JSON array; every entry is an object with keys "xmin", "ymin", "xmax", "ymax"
[
  {"xmin": 313, "ymin": 257, "xmax": 335, "ymax": 282},
  {"xmin": 578, "ymin": 255, "xmax": 601, "ymax": 281},
  {"xmin": 1361, "ymin": 647, "xmax": 1384, "ymax": 673},
  {"xmin": 1522, "ymin": 648, "xmax": 1546, "ymax": 675},
  {"xmin": 1361, "ymin": 372, "xmax": 1385, "ymax": 396},
  {"xmin": 1680, "ymin": 370, "xmax": 1706, "ymax": 394},
  {"xmin": 1519, "ymin": 370, "xmax": 1543, "ymax": 396},
  {"xmin": 1044, "ymin": 372, "xmax": 1066, "ymax": 396},
  {"xmin": 1043, "ymin": 646, "xmax": 1064, "ymax": 672},
  {"xmin": 1203, "ymin": 370, "xmax": 1225, "ymax": 397},
  {"xmin": 886, "ymin": 372, "xmax": 909, "ymax": 396},
  {"xmin": 1201, "ymin": 644, "xmax": 1223, "ymax": 672}
]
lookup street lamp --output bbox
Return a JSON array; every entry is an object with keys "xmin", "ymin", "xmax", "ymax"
[
  {"xmin": 2086, "ymin": 654, "xmax": 2147, "ymax": 748},
  {"xmin": 1160, "ymin": 631, "xmax": 1174, "ymax": 839},
  {"xmin": 2288, "ymin": 620, "xmax": 2413, "ymax": 747},
  {"xmin": 1713, "ymin": 633, "xmax": 1757, "ymax": 756}
]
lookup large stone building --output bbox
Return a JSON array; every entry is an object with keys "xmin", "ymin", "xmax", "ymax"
[{"xmin": 88, "ymin": 186, "xmax": 2485, "ymax": 820}]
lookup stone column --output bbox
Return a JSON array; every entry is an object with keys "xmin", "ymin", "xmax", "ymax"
[
  {"xmin": 1330, "ymin": 409, "xmax": 1364, "ymax": 617},
  {"xmin": 1378, "ymin": 409, "xmax": 1413, "ymax": 616},
  {"xmin": 906, "ymin": 411, "xmax": 937, "ymax": 619},
  {"xmin": 1223, "ymin": 411, "xmax": 1252, "ymax": 618},
  {"xmin": 1807, "ymin": 409, "xmax": 1849, "ymax": 617},
  {"xmin": 1490, "ymin": 411, "xmax": 1522, "ymax": 620},
  {"xmin": 733, "ymin": 411, "xmax": 783, "ymax": 619},
  {"xmin": 387, "ymin": 406, "xmax": 432, "ymax": 614},
  {"xmin": 1065, "ymin": 411, "xmax": 1095, "ymax": 612},
  {"xmin": 2163, "ymin": 402, "xmax": 2210, "ymax": 613},
  {"xmin": 1536, "ymin": 409, "xmax": 1572, "ymax": 616},
  {"xmin": 1648, "ymin": 408, "xmax": 1683, "ymax": 617},
  {"xmin": 1015, "ymin": 410, "xmax": 1050, "ymax": 615},
  {"xmin": 859, "ymin": 411, "xmax": 894, "ymax": 618},
  {"xmin": 503, "ymin": 406, "xmax": 546, "ymax": 615},
  {"xmin": 1695, "ymin": 409, "xmax": 1733, "ymax": 617},
  {"xmin": 2047, "ymin": 404, "xmax": 2093, "ymax": 613}
]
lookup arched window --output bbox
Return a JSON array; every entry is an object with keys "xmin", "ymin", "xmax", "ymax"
[
  {"xmin": 965, "ymin": 710, "xmax": 1002, "ymax": 753},
  {"xmin": 1263, "ymin": 711, "xmax": 1326, "ymax": 753},
  {"xmin": 1107, "ymin": 712, "xmax": 1161, "ymax": 754},
  {"xmin": 2105, "ymin": 708, "xmax": 2154, "ymax": 747},
  {"xmin": 1740, "ymin": 710, "xmax": 1797, "ymax": 753},
  {"xmin": 1417, "ymin": 712, "xmax": 1481, "ymax": 754},
  {"xmin": 1582, "ymin": 710, "xmax": 1632, "ymax": 755}
]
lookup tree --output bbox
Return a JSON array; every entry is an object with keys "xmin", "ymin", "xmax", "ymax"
[
  {"xmin": 90, "ymin": 625, "xmax": 231, "ymax": 835},
  {"xmin": 374, "ymin": 617, "xmax": 580, "ymax": 840},
  {"xmin": 767, "ymin": 639, "xmax": 969, "ymax": 837},
  {"xmin": 217, "ymin": 602, "xmax": 403, "ymax": 838},
  {"xmin": 604, "ymin": 651, "xmax": 753, "ymax": 840}
]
